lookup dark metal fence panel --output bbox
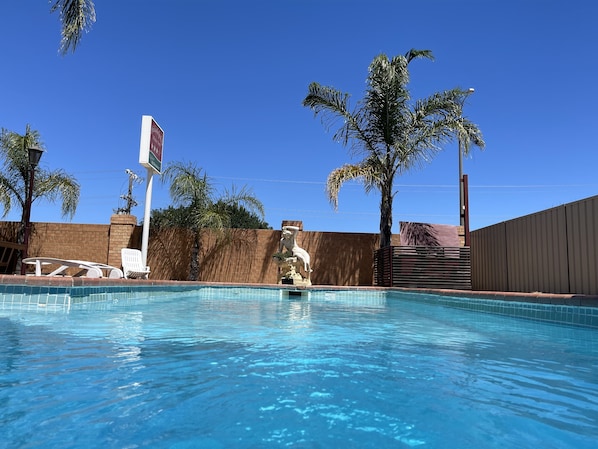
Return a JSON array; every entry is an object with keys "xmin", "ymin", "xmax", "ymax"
[
  {"xmin": 471, "ymin": 223, "xmax": 508, "ymax": 291},
  {"xmin": 471, "ymin": 194, "xmax": 598, "ymax": 295},
  {"xmin": 506, "ymin": 207, "xmax": 569, "ymax": 294},
  {"xmin": 374, "ymin": 246, "xmax": 471, "ymax": 290},
  {"xmin": 540, "ymin": 207, "xmax": 570, "ymax": 293},
  {"xmin": 566, "ymin": 197, "xmax": 598, "ymax": 295}
]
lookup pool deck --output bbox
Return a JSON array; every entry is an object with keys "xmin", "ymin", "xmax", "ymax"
[{"xmin": 1, "ymin": 274, "xmax": 597, "ymax": 307}]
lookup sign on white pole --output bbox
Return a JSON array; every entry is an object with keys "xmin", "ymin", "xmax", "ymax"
[
  {"xmin": 138, "ymin": 115, "xmax": 164, "ymax": 267},
  {"xmin": 139, "ymin": 116, "xmax": 164, "ymax": 175}
]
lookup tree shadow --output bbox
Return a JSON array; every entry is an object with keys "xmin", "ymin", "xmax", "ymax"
[
  {"xmin": 199, "ymin": 229, "xmax": 281, "ymax": 283},
  {"xmin": 400, "ymin": 222, "xmax": 440, "ymax": 246},
  {"xmin": 308, "ymin": 231, "xmax": 378, "ymax": 286},
  {"xmin": 148, "ymin": 227, "xmax": 194, "ymax": 280}
]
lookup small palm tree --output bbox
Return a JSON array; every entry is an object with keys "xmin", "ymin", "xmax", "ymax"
[
  {"xmin": 303, "ymin": 49, "xmax": 485, "ymax": 248},
  {"xmin": 50, "ymin": 0, "xmax": 96, "ymax": 55},
  {"xmin": 0, "ymin": 125, "xmax": 80, "ymax": 272},
  {"xmin": 159, "ymin": 161, "xmax": 265, "ymax": 281},
  {"xmin": 0, "ymin": 125, "xmax": 80, "ymax": 241}
]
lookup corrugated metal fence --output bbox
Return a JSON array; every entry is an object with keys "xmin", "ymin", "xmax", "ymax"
[{"xmin": 471, "ymin": 195, "xmax": 598, "ymax": 295}]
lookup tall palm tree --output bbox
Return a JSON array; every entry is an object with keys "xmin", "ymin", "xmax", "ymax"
[
  {"xmin": 303, "ymin": 49, "xmax": 485, "ymax": 248},
  {"xmin": 159, "ymin": 161, "xmax": 265, "ymax": 281},
  {"xmin": 50, "ymin": 0, "xmax": 96, "ymax": 55},
  {"xmin": 0, "ymin": 124, "xmax": 80, "ymax": 241}
]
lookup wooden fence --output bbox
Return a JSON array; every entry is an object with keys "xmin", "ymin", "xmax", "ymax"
[{"xmin": 374, "ymin": 245, "xmax": 471, "ymax": 290}]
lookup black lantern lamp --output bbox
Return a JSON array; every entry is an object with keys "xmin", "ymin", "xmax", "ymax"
[{"xmin": 28, "ymin": 145, "xmax": 44, "ymax": 169}]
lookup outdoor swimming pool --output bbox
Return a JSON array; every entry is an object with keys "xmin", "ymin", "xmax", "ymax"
[{"xmin": 1, "ymin": 287, "xmax": 597, "ymax": 448}]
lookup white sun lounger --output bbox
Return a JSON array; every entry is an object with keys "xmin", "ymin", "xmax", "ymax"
[
  {"xmin": 23, "ymin": 257, "xmax": 124, "ymax": 278},
  {"xmin": 121, "ymin": 248, "xmax": 150, "ymax": 279}
]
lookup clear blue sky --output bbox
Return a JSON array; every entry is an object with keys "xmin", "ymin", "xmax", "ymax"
[{"xmin": 2, "ymin": 0, "xmax": 597, "ymax": 234}]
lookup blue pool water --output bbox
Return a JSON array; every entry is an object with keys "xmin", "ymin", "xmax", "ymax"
[{"xmin": 1, "ymin": 288, "xmax": 597, "ymax": 448}]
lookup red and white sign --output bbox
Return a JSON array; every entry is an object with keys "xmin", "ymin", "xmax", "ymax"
[{"xmin": 139, "ymin": 115, "xmax": 164, "ymax": 174}]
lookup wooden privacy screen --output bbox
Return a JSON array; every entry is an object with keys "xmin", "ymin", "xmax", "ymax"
[
  {"xmin": 374, "ymin": 246, "xmax": 471, "ymax": 290},
  {"xmin": 0, "ymin": 241, "xmax": 25, "ymax": 274}
]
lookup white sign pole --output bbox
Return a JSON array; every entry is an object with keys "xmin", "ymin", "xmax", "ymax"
[
  {"xmin": 138, "ymin": 115, "xmax": 164, "ymax": 269},
  {"xmin": 140, "ymin": 168, "xmax": 154, "ymax": 267}
]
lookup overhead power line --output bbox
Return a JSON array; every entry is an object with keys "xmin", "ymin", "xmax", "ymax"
[{"xmin": 209, "ymin": 175, "xmax": 598, "ymax": 190}]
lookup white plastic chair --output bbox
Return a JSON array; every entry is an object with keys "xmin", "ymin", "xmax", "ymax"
[{"xmin": 121, "ymin": 248, "xmax": 151, "ymax": 279}]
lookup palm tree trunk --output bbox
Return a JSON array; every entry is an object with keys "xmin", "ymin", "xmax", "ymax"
[
  {"xmin": 379, "ymin": 184, "xmax": 393, "ymax": 248},
  {"xmin": 188, "ymin": 231, "xmax": 201, "ymax": 281}
]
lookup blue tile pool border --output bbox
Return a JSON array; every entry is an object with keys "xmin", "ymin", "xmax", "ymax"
[
  {"xmin": 0, "ymin": 277, "xmax": 597, "ymax": 328},
  {"xmin": 395, "ymin": 291, "xmax": 598, "ymax": 328}
]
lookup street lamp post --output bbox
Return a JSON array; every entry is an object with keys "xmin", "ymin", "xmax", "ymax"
[
  {"xmin": 458, "ymin": 88, "xmax": 474, "ymax": 230},
  {"xmin": 20, "ymin": 145, "xmax": 44, "ymax": 275}
]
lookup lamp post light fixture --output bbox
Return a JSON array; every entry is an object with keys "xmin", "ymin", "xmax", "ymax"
[
  {"xmin": 20, "ymin": 145, "xmax": 45, "ymax": 275},
  {"xmin": 458, "ymin": 87, "xmax": 475, "ymax": 230}
]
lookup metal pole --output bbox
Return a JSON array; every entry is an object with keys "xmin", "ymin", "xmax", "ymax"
[
  {"xmin": 140, "ymin": 167, "xmax": 154, "ymax": 268},
  {"xmin": 20, "ymin": 167, "xmax": 35, "ymax": 275},
  {"xmin": 459, "ymin": 88, "xmax": 474, "ymax": 228},
  {"xmin": 463, "ymin": 174, "xmax": 470, "ymax": 246},
  {"xmin": 459, "ymin": 138, "xmax": 464, "ymax": 227}
]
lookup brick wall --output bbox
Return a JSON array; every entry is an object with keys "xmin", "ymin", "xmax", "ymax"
[
  {"xmin": 148, "ymin": 226, "xmax": 388, "ymax": 285},
  {"xmin": 4, "ymin": 217, "xmax": 406, "ymax": 286},
  {"xmin": 29, "ymin": 222, "xmax": 111, "ymax": 263},
  {"xmin": 5, "ymin": 218, "xmax": 389, "ymax": 285}
]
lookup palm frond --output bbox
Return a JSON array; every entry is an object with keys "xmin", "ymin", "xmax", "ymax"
[
  {"xmin": 326, "ymin": 163, "xmax": 380, "ymax": 209},
  {"xmin": 221, "ymin": 184, "xmax": 265, "ymax": 218},
  {"xmin": 303, "ymin": 82, "xmax": 351, "ymax": 119},
  {"xmin": 35, "ymin": 169, "xmax": 81, "ymax": 219},
  {"xmin": 302, "ymin": 82, "xmax": 353, "ymax": 142},
  {"xmin": 51, "ymin": 0, "xmax": 96, "ymax": 55},
  {"xmin": 0, "ymin": 125, "xmax": 62, "ymax": 220},
  {"xmin": 404, "ymin": 49, "xmax": 434, "ymax": 63},
  {"xmin": 303, "ymin": 82, "xmax": 381, "ymax": 158},
  {"xmin": 161, "ymin": 162, "xmax": 212, "ymax": 208},
  {"xmin": 193, "ymin": 208, "xmax": 227, "ymax": 231},
  {"xmin": 0, "ymin": 125, "xmax": 44, "ymax": 180},
  {"xmin": 161, "ymin": 161, "xmax": 266, "ymax": 236},
  {"xmin": 0, "ymin": 176, "xmax": 14, "ymax": 218},
  {"xmin": 458, "ymin": 119, "xmax": 486, "ymax": 156}
]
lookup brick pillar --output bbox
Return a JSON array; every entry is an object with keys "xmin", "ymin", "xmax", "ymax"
[{"xmin": 108, "ymin": 214, "xmax": 138, "ymax": 268}]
